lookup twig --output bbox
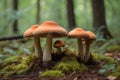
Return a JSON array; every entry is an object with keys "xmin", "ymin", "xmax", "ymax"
[
  {"xmin": 62, "ymin": 71, "xmax": 76, "ymax": 80},
  {"xmin": 0, "ymin": 34, "xmax": 23, "ymax": 41}
]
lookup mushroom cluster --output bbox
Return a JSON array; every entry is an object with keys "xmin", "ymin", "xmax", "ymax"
[
  {"xmin": 68, "ymin": 28, "xmax": 96, "ymax": 63},
  {"xmin": 24, "ymin": 21, "xmax": 96, "ymax": 64}
]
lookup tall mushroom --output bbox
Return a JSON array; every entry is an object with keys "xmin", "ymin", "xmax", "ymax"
[
  {"xmin": 33, "ymin": 21, "xmax": 67, "ymax": 62},
  {"xmin": 24, "ymin": 25, "xmax": 43, "ymax": 60},
  {"xmin": 68, "ymin": 28, "xmax": 88, "ymax": 62},
  {"xmin": 84, "ymin": 31, "xmax": 96, "ymax": 63},
  {"xmin": 54, "ymin": 40, "xmax": 65, "ymax": 55}
]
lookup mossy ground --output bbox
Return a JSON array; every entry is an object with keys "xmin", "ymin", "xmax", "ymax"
[
  {"xmin": 0, "ymin": 54, "xmax": 36, "ymax": 77},
  {"xmin": 0, "ymin": 48, "xmax": 120, "ymax": 78},
  {"xmin": 91, "ymin": 53, "xmax": 120, "ymax": 78},
  {"xmin": 40, "ymin": 57, "xmax": 87, "ymax": 77}
]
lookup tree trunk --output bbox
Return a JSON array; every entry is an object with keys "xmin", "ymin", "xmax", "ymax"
[
  {"xmin": 36, "ymin": 0, "xmax": 40, "ymax": 24},
  {"xmin": 13, "ymin": 0, "xmax": 18, "ymax": 33},
  {"xmin": 91, "ymin": 0, "xmax": 112, "ymax": 39},
  {"xmin": 66, "ymin": 0, "xmax": 76, "ymax": 30},
  {"xmin": 83, "ymin": 0, "xmax": 89, "ymax": 25},
  {"xmin": 3, "ymin": 0, "xmax": 7, "ymax": 20}
]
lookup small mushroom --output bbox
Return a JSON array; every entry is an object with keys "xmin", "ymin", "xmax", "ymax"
[
  {"xmin": 24, "ymin": 25, "xmax": 43, "ymax": 60},
  {"xmin": 84, "ymin": 31, "xmax": 96, "ymax": 63},
  {"xmin": 68, "ymin": 28, "xmax": 89, "ymax": 62},
  {"xmin": 33, "ymin": 21, "xmax": 67, "ymax": 62},
  {"xmin": 54, "ymin": 40, "xmax": 65, "ymax": 55}
]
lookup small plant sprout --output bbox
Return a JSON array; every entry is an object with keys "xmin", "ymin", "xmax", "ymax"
[
  {"xmin": 33, "ymin": 21, "xmax": 67, "ymax": 62},
  {"xmin": 24, "ymin": 25, "xmax": 43, "ymax": 60},
  {"xmin": 84, "ymin": 31, "xmax": 96, "ymax": 63},
  {"xmin": 54, "ymin": 40, "xmax": 65, "ymax": 55},
  {"xmin": 68, "ymin": 28, "xmax": 89, "ymax": 62}
]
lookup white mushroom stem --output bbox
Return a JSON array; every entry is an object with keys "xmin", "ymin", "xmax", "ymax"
[
  {"xmin": 56, "ymin": 47, "xmax": 62, "ymax": 54},
  {"xmin": 84, "ymin": 41, "xmax": 91, "ymax": 63},
  {"xmin": 43, "ymin": 34, "xmax": 52, "ymax": 61},
  {"xmin": 77, "ymin": 38, "xmax": 84, "ymax": 61},
  {"xmin": 34, "ymin": 37, "xmax": 43, "ymax": 60}
]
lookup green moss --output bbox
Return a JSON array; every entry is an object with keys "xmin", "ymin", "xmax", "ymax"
[
  {"xmin": 0, "ymin": 64, "xmax": 15, "ymax": 77},
  {"xmin": 107, "ymin": 45, "xmax": 120, "ymax": 52},
  {"xmin": 54, "ymin": 57, "xmax": 87, "ymax": 73},
  {"xmin": 0, "ymin": 55, "xmax": 36, "ymax": 77},
  {"xmin": 109, "ymin": 71, "xmax": 120, "ymax": 77},
  {"xmin": 2, "ymin": 56, "xmax": 22, "ymax": 67},
  {"xmin": 91, "ymin": 53, "xmax": 117, "ymax": 64},
  {"xmin": 22, "ymin": 54, "xmax": 36, "ymax": 65},
  {"xmin": 40, "ymin": 70, "xmax": 64, "ymax": 77},
  {"xmin": 14, "ymin": 64, "xmax": 29, "ymax": 75},
  {"xmin": 109, "ymin": 65, "xmax": 120, "ymax": 77},
  {"xmin": 3, "ymin": 71, "xmax": 15, "ymax": 78},
  {"xmin": 63, "ymin": 47, "xmax": 78, "ymax": 57}
]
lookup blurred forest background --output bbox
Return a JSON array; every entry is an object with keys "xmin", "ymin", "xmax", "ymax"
[{"xmin": 0, "ymin": 0, "xmax": 120, "ymax": 39}]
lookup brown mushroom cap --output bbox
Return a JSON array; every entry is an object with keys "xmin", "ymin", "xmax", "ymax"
[
  {"xmin": 86, "ymin": 31, "xmax": 96, "ymax": 40},
  {"xmin": 54, "ymin": 40, "xmax": 65, "ymax": 48},
  {"xmin": 68, "ymin": 28, "xmax": 89, "ymax": 38},
  {"xmin": 33, "ymin": 21, "xmax": 67, "ymax": 38},
  {"xmin": 24, "ymin": 25, "xmax": 39, "ymax": 37}
]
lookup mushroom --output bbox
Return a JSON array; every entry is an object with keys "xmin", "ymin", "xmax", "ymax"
[
  {"xmin": 84, "ymin": 31, "xmax": 96, "ymax": 63},
  {"xmin": 33, "ymin": 21, "xmax": 67, "ymax": 62},
  {"xmin": 68, "ymin": 28, "xmax": 88, "ymax": 62},
  {"xmin": 24, "ymin": 25, "xmax": 43, "ymax": 60},
  {"xmin": 54, "ymin": 40, "xmax": 65, "ymax": 55}
]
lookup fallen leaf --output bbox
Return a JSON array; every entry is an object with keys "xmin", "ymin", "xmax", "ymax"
[{"xmin": 106, "ymin": 76, "xmax": 117, "ymax": 80}]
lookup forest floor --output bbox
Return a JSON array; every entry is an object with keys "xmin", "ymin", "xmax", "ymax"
[
  {"xmin": 1, "ymin": 65, "xmax": 107, "ymax": 80},
  {"xmin": 0, "ymin": 39, "xmax": 120, "ymax": 80},
  {"xmin": 1, "ymin": 52, "xmax": 120, "ymax": 80}
]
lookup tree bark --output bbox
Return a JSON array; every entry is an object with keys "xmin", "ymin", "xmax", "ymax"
[
  {"xmin": 13, "ymin": 0, "xmax": 19, "ymax": 33},
  {"xmin": 36, "ymin": 0, "xmax": 40, "ymax": 24},
  {"xmin": 91, "ymin": 0, "xmax": 112, "ymax": 39},
  {"xmin": 66, "ymin": 0, "xmax": 76, "ymax": 30}
]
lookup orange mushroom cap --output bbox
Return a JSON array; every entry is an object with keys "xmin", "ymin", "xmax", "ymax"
[
  {"xmin": 33, "ymin": 21, "xmax": 68, "ymax": 38},
  {"xmin": 24, "ymin": 25, "xmax": 39, "ymax": 37},
  {"xmin": 54, "ymin": 40, "xmax": 65, "ymax": 48},
  {"xmin": 86, "ymin": 31, "xmax": 96, "ymax": 40},
  {"xmin": 68, "ymin": 28, "xmax": 89, "ymax": 38}
]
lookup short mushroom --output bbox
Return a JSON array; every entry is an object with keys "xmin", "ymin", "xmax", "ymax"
[
  {"xmin": 84, "ymin": 31, "xmax": 96, "ymax": 63},
  {"xmin": 54, "ymin": 40, "xmax": 65, "ymax": 54},
  {"xmin": 24, "ymin": 25, "xmax": 43, "ymax": 60},
  {"xmin": 68, "ymin": 28, "xmax": 89, "ymax": 62},
  {"xmin": 33, "ymin": 21, "xmax": 67, "ymax": 62}
]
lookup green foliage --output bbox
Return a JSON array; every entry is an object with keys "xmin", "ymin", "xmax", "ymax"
[
  {"xmin": 40, "ymin": 70, "xmax": 64, "ymax": 77},
  {"xmin": 98, "ymin": 64, "xmax": 116, "ymax": 74},
  {"xmin": 91, "ymin": 53, "xmax": 117, "ymax": 64},
  {"xmin": 108, "ymin": 65, "xmax": 120, "ymax": 77},
  {"xmin": 98, "ymin": 64, "xmax": 120, "ymax": 78},
  {"xmin": 54, "ymin": 57, "xmax": 87, "ymax": 73}
]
